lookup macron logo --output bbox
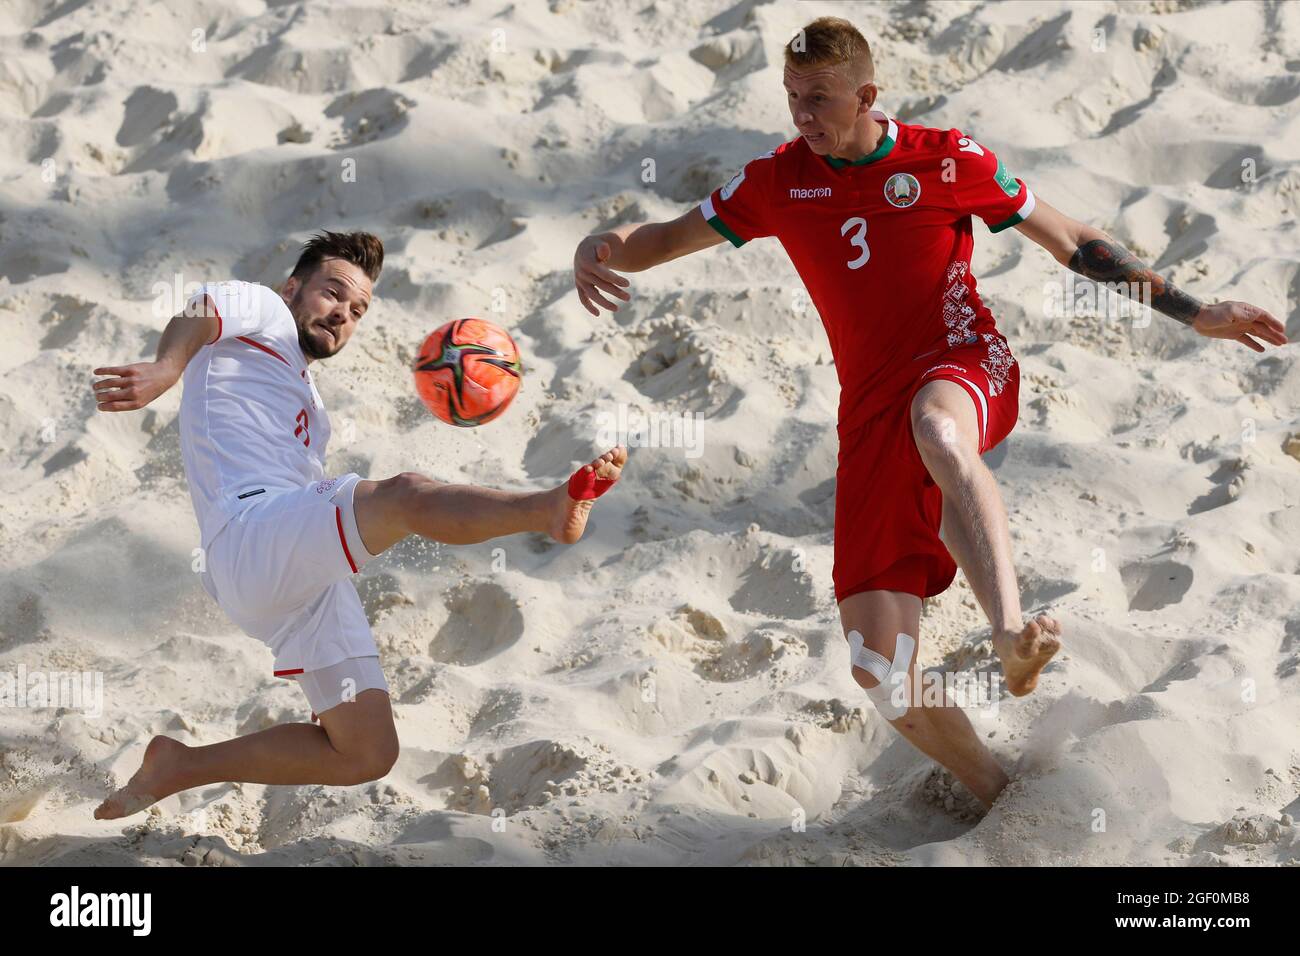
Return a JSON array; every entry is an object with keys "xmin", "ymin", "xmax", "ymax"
[
  {"xmin": 789, "ymin": 187, "xmax": 832, "ymax": 199},
  {"xmin": 49, "ymin": 886, "xmax": 151, "ymax": 936}
]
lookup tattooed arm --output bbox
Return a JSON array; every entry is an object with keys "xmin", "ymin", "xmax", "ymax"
[
  {"xmin": 1014, "ymin": 196, "xmax": 1288, "ymax": 352},
  {"xmin": 1068, "ymin": 237, "xmax": 1201, "ymax": 326}
]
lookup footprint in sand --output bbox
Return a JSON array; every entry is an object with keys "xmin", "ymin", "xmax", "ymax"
[{"xmin": 430, "ymin": 579, "xmax": 524, "ymax": 665}]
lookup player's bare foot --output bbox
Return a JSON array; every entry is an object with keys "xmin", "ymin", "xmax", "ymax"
[
  {"xmin": 94, "ymin": 735, "xmax": 188, "ymax": 820},
  {"xmin": 549, "ymin": 446, "xmax": 626, "ymax": 544},
  {"xmin": 992, "ymin": 614, "xmax": 1061, "ymax": 697}
]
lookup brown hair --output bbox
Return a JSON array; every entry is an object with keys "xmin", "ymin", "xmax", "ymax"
[
  {"xmin": 784, "ymin": 17, "xmax": 874, "ymax": 87},
  {"xmin": 290, "ymin": 230, "xmax": 384, "ymax": 283}
]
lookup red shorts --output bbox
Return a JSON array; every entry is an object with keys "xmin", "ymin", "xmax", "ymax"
[{"xmin": 832, "ymin": 338, "xmax": 1020, "ymax": 603}]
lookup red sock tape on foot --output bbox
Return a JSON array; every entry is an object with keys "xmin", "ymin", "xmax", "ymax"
[{"xmin": 568, "ymin": 467, "xmax": 616, "ymax": 501}]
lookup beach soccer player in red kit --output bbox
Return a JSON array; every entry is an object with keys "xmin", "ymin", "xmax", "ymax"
[{"xmin": 571, "ymin": 17, "xmax": 1286, "ymax": 810}]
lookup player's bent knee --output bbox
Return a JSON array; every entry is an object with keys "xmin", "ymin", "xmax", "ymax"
[
  {"xmin": 359, "ymin": 747, "xmax": 399, "ymax": 784},
  {"xmin": 847, "ymin": 629, "xmax": 916, "ymax": 721},
  {"xmin": 341, "ymin": 736, "xmax": 399, "ymax": 785},
  {"xmin": 911, "ymin": 409, "xmax": 968, "ymax": 460}
]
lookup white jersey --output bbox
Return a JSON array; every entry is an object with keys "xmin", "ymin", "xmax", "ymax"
[{"xmin": 179, "ymin": 281, "xmax": 332, "ymax": 545}]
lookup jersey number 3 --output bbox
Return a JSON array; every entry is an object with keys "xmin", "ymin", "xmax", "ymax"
[
  {"xmin": 840, "ymin": 216, "xmax": 870, "ymax": 270},
  {"xmin": 294, "ymin": 407, "xmax": 310, "ymax": 447}
]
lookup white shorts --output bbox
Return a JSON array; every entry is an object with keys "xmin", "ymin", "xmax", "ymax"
[
  {"xmin": 199, "ymin": 472, "xmax": 380, "ymax": 677},
  {"xmin": 296, "ymin": 655, "xmax": 389, "ymax": 718}
]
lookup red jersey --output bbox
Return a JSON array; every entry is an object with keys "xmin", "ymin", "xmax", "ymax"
[{"xmin": 698, "ymin": 109, "xmax": 1035, "ymax": 436}]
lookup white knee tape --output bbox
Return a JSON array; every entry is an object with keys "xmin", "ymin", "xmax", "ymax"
[{"xmin": 847, "ymin": 630, "xmax": 916, "ymax": 720}]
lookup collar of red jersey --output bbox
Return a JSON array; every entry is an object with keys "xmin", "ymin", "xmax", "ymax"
[{"xmin": 820, "ymin": 109, "xmax": 898, "ymax": 170}]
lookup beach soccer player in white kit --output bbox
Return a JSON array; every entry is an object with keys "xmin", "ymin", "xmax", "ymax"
[{"xmin": 89, "ymin": 231, "xmax": 626, "ymax": 819}]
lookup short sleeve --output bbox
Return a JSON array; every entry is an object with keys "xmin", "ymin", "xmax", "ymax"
[
  {"xmin": 947, "ymin": 130, "xmax": 1036, "ymax": 234},
  {"xmin": 185, "ymin": 280, "xmax": 270, "ymax": 344},
  {"xmin": 698, "ymin": 148, "xmax": 777, "ymax": 247}
]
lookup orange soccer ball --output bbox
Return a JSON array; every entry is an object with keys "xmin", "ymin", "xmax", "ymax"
[{"xmin": 412, "ymin": 318, "xmax": 523, "ymax": 427}]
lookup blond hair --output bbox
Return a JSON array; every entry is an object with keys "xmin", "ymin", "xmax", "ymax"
[{"xmin": 784, "ymin": 16, "xmax": 874, "ymax": 87}]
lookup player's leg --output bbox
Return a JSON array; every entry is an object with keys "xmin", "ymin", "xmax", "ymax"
[
  {"xmin": 93, "ymin": 687, "xmax": 397, "ymax": 820},
  {"xmin": 909, "ymin": 378, "xmax": 1060, "ymax": 696},
  {"xmin": 839, "ymin": 589, "xmax": 1008, "ymax": 810},
  {"xmin": 911, "ymin": 378, "xmax": 1018, "ymax": 630},
  {"xmin": 351, "ymin": 445, "xmax": 626, "ymax": 556}
]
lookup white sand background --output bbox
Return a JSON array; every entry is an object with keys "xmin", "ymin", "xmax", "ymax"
[{"xmin": 1, "ymin": 0, "xmax": 1299, "ymax": 865}]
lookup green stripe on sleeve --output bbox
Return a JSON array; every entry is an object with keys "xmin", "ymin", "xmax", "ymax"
[
  {"xmin": 988, "ymin": 210, "xmax": 1027, "ymax": 233},
  {"xmin": 706, "ymin": 214, "xmax": 747, "ymax": 248}
]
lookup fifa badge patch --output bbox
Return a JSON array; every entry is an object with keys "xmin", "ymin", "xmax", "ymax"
[{"xmin": 993, "ymin": 159, "xmax": 1021, "ymax": 197}]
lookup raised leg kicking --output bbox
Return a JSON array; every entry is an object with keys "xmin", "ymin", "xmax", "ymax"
[
  {"xmin": 93, "ymin": 448, "xmax": 625, "ymax": 820},
  {"xmin": 839, "ymin": 380, "xmax": 1060, "ymax": 813},
  {"xmin": 90, "ymin": 230, "xmax": 628, "ymax": 820},
  {"xmin": 913, "ymin": 380, "xmax": 1061, "ymax": 697}
]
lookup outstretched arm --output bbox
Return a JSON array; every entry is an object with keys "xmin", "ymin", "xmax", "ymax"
[
  {"xmin": 92, "ymin": 295, "xmax": 219, "ymax": 412},
  {"xmin": 573, "ymin": 207, "xmax": 725, "ymax": 315},
  {"xmin": 1015, "ymin": 196, "xmax": 1288, "ymax": 352}
]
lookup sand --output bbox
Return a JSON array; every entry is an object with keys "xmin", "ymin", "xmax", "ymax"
[{"xmin": 1, "ymin": 0, "xmax": 1298, "ymax": 866}]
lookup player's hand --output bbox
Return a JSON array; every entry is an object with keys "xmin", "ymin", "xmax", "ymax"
[
  {"xmin": 1191, "ymin": 301, "xmax": 1288, "ymax": 352},
  {"xmin": 92, "ymin": 361, "xmax": 177, "ymax": 412},
  {"xmin": 574, "ymin": 235, "xmax": 631, "ymax": 316}
]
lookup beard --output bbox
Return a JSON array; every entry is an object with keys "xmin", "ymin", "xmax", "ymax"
[{"xmin": 292, "ymin": 289, "xmax": 338, "ymax": 360}]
